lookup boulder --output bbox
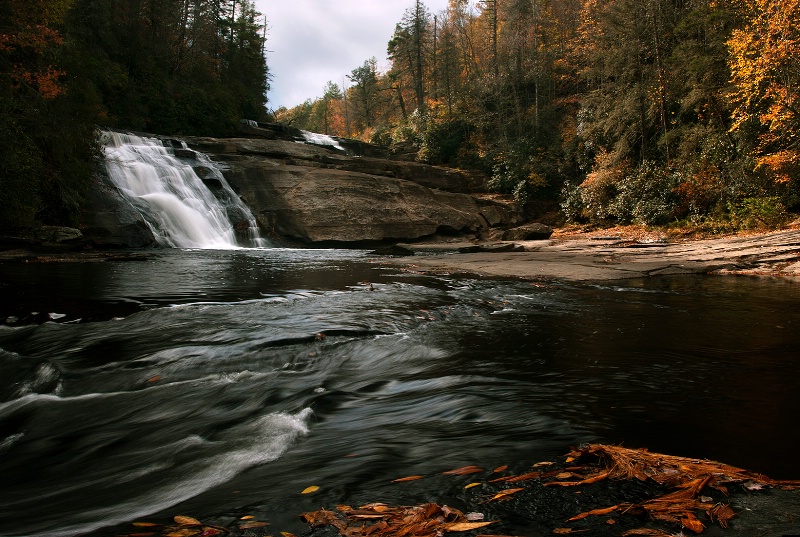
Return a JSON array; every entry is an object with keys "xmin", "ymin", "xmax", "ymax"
[
  {"xmin": 502, "ymin": 223, "xmax": 554, "ymax": 241},
  {"xmin": 80, "ymin": 174, "xmax": 156, "ymax": 248},
  {"xmin": 223, "ymin": 163, "xmax": 486, "ymax": 243}
]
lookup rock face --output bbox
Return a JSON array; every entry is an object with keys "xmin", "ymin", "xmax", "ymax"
[
  {"xmin": 184, "ymin": 136, "xmax": 523, "ymax": 244},
  {"xmin": 502, "ymin": 223, "xmax": 554, "ymax": 241},
  {"xmin": 80, "ymin": 173, "xmax": 156, "ymax": 248}
]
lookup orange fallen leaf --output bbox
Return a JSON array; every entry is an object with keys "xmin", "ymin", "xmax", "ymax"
[
  {"xmin": 465, "ymin": 482, "xmax": 482, "ymax": 489},
  {"xmin": 392, "ymin": 475, "xmax": 424, "ymax": 482},
  {"xmin": 239, "ymin": 515, "xmax": 255, "ymax": 520},
  {"xmin": 301, "ymin": 486, "xmax": 320, "ymax": 494},
  {"xmin": 493, "ymin": 465, "xmax": 509, "ymax": 473},
  {"xmin": 132, "ymin": 522, "xmax": 160, "ymax": 527},
  {"xmin": 173, "ymin": 516, "xmax": 202, "ymax": 526},
  {"xmin": 556, "ymin": 472, "xmax": 573, "ymax": 479},
  {"xmin": 486, "ymin": 487, "xmax": 525, "ymax": 502},
  {"xmin": 568, "ymin": 505, "xmax": 619, "ymax": 521},
  {"xmin": 442, "ymin": 465, "xmax": 483, "ymax": 475},
  {"xmin": 239, "ymin": 521, "xmax": 270, "ymax": 529},
  {"xmin": 534, "ymin": 461, "xmax": 555, "ymax": 467},
  {"xmin": 446, "ymin": 521, "xmax": 495, "ymax": 531},
  {"xmin": 680, "ymin": 513, "xmax": 705, "ymax": 533},
  {"xmin": 147, "ymin": 375, "xmax": 161, "ymax": 383}
]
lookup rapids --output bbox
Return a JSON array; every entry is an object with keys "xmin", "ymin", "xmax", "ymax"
[{"xmin": 1, "ymin": 249, "xmax": 799, "ymax": 536}]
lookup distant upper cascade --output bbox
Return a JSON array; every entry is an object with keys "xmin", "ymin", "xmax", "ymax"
[
  {"xmin": 102, "ymin": 130, "xmax": 268, "ymax": 249},
  {"xmin": 299, "ymin": 130, "xmax": 345, "ymax": 151}
]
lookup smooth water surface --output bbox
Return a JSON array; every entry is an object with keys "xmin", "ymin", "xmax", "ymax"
[{"xmin": 1, "ymin": 249, "xmax": 799, "ymax": 536}]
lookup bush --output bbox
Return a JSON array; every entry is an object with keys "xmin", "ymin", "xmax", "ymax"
[
  {"xmin": 609, "ymin": 162, "xmax": 681, "ymax": 225},
  {"xmin": 728, "ymin": 197, "xmax": 789, "ymax": 230}
]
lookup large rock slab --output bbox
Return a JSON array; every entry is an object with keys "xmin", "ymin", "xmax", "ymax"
[
  {"xmin": 223, "ymin": 162, "xmax": 487, "ymax": 243},
  {"xmin": 182, "ymin": 135, "xmax": 521, "ymax": 244}
]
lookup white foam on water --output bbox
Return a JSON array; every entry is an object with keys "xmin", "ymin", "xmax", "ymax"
[
  {"xmin": 300, "ymin": 130, "xmax": 345, "ymax": 151},
  {"xmin": 19, "ymin": 408, "xmax": 313, "ymax": 537}
]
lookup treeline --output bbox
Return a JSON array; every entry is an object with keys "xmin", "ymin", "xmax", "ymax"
[
  {"xmin": 0, "ymin": 0, "xmax": 269, "ymax": 229},
  {"xmin": 277, "ymin": 0, "xmax": 800, "ymax": 230}
]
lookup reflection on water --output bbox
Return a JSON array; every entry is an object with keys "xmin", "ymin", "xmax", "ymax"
[{"xmin": 1, "ymin": 249, "xmax": 799, "ymax": 536}]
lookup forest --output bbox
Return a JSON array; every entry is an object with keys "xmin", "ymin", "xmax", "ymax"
[
  {"xmin": 1, "ymin": 0, "xmax": 798, "ymax": 233},
  {"xmin": 0, "ymin": 0, "xmax": 269, "ymax": 228},
  {"xmin": 277, "ymin": 0, "xmax": 800, "ymax": 231}
]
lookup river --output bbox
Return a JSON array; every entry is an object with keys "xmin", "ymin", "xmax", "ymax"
[{"xmin": 1, "ymin": 248, "xmax": 799, "ymax": 536}]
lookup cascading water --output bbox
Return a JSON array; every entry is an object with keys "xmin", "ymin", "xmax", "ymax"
[{"xmin": 102, "ymin": 130, "xmax": 268, "ymax": 249}]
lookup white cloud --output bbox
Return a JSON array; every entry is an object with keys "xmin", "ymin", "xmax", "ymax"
[{"xmin": 254, "ymin": 0, "xmax": 452, "ymax": 110}]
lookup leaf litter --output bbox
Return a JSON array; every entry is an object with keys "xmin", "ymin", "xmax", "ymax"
[{"xmin": 116, "ymin": 444, "xmax": 800, "ymax": 537}]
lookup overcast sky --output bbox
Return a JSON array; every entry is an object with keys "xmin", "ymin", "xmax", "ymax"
[{"xmin": 253, "ymin": 0, "xmax": 453, "ymax": 110}]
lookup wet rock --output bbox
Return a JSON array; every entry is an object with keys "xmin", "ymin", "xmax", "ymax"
[
  {"xmin": 370, "ymin": 245, "xmax": 415, "ymax": 256},
  {"xmin": 80, "ymin": 173, "xmax": 156, "ymax": 248},
  {"xmin": 503, "ymin": 223, "xmax": 554, "ymax": 241}
]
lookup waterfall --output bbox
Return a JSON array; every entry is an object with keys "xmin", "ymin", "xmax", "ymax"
[{"xmin": 102, "ymin": 131, "xmax": 268, "ymax": 249}]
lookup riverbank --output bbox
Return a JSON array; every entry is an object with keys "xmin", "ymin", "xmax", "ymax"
[{"xmin": 387, "ymin": 227, "xmax": 800, "ymax": 282}]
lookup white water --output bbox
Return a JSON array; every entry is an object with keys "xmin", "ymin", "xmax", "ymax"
[
  {"xmin": 300, "ymin": 129, "xmax": 345, "ymax": 151},
  {"xmin": 102, "ymin": 131, "xmax": 268, "ymax": 249}
]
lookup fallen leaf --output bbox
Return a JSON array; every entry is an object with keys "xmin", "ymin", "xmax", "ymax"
[
  {"xmin": 147, "ymin": 375, "xmax": 161, "ymax": 383},
  {"xmin": 556, "ymin": 472, "xmax": 573, "ymax": 479},
  {"xmin": 493, "ymin": 465, "xmax": 509, "ymax": 473},
  {"xmin": 534, "ymin": 461, "xmax": 555, "ymax": 467},
  {"xmin": 240, "ymin": 515, "xmax": 255, "ymax": 520},
  {"xmin": 606, "ymin": 519, "xmax": 616, "ymax": 525},
  {"xmin": 564, "ymin": 457, "xmax": 575, "ymax": 463},
  {"xmin": 465, "ymin": 512, "xmax": 485, "ymax": 521},
  {"xmin": 442, "ymin": 465, "xmax": 483, "ymax": 475},
  {"xmin": 445, "ymin": 521, "xmax": 495, "ymax": 531},
  {"xmin": 680, "ymin": 513, "xmax": 705, "ymax": 533},
  {"xmin": 709, "ymin": 504, "xmax": 735, "ymax": 528},
  {"xmin": 239, "ymin": 521, "xmax": 270, "ymax": 529},
  {"xmin": 281, "ymin": 533, "xmax": 300, "ymax": 537},
  {"xmin": 301, "ymin": 486, "xmax": 320, "ymax": 494},
  {"xmin": 465, "ymin": 482, "xmax": 482, "ymax": 489},
  {"xmin": 568, "ymin": 505, "xmax": 620, "ymax": 521},
  {"xmin": 486, "ymin": 488, "xmax": 525, "ymax": 502},
  {"xmin": 132, "ymin": 523, "xmax": 160, "ymax": 527},
  {"xmin": 392, "ymin": 475, "xmax": 424, "ymax": 482},
  {"xmin": 173, "ymin": 516, "xmax": 202, "ymax": 526},
  {"xmin": 501, "ymin": 471, "xmax": 541, "ymax": 483}
]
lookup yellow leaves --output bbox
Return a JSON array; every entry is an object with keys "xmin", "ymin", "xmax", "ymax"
[
  {"xmin": 301, "ymin": 485, "xmax": 320, "ymax": 494},
  {"xmin": 172, "ymin": 516, "xmax": 201, "ymax": 526},
  {"xmin": 445, "ymin": 521, "xmax": 495, "ymax": 532},
  {"xmin": 465, "ymin": 482, "xmax": 482, "ymax": 489}
]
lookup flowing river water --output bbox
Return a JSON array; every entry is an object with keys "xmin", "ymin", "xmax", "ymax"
[
  {"xmin": 1, "ymin": 249, "xmax": 800, "ymax": 536},
  {"xmin": 2, "ymin": 134, "xmax": 799, "ymax": 536}
]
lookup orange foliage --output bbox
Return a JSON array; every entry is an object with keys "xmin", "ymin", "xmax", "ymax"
[{"xmin": 728, "ymin": 0, "xmax": 800, "ymax": 184}]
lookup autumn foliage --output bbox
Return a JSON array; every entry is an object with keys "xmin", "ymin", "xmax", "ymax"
[{"xmin": 278, "ymin": 0, "xmax": 799, "ymax": 228}]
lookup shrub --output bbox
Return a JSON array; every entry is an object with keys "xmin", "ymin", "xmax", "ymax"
[{"xmin": 728, "ymin": 197, "xmax": 789, "ymax": 230}]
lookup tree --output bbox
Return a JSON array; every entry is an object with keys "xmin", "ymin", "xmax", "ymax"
[
  {"xmin": 728, "ymin": 0, "xmax": 800, "ymax": 185},
  {"xmin": 348, "ymin": 58, "xmax": 380, "ymax": 130}
]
